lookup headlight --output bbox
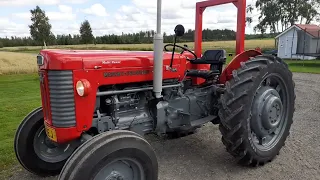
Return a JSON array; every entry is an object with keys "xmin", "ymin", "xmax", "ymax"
[
  {"xmin": 37, "ymin": 54, "xmax": 44, "ymax": 66},
  {"xmin": 76, "ymin": 79, "xmax": 90, "ymax": 97}
]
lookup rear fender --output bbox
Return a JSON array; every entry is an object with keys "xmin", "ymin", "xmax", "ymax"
[{"xmin": 219, "ymin": 50, "xmax": 262, "ymax": 84}]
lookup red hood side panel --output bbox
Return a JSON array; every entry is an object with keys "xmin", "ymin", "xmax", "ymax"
[
  {"xmin": 40, "ymin": 50, "xmax": 83, "ymax": 70},
  {"xmin": 39, "ymin": 50, "xmax": 183, "ymax": 70},
  {"xmin": 81, "ymin": 51, "xmax": 182, "ymax": 69}
]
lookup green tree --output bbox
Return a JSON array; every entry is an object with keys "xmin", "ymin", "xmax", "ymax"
[
  {"xmin": 80, "ymin": 20, "xmax": 94, "ymax": 44},
  {"xmin": 0, "ymin": 41, "xmax": 3, "ymax": 48},
  {"xmin": 29, "ymin": 6, "xmax": 52, "ymax": 46},
  {"xmin": 246, "ymin": 4, "xmax": 254, "ymax": 25},
  {"xmin": 298, "ymin": 0, "xmax": 320, "ymax": 24},
  {"xmin": 254, "ymin": 0, "xmax": 320, "ymax": 33}
]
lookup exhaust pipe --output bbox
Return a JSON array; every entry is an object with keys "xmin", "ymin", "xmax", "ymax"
[{"xmin": 153, "ymin": 0, "xmax": 164, "ymax": 99}]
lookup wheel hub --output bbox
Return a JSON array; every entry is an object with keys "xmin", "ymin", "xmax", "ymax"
[
  {"xmin": 94, "ymin": 159, "xmax": 144, "ymax": 180},
  {"xmin": 106, "ymin": 171, "xmax": 124, "ymax": 180},
  {"xmin": 33, "ymin": 126, "xmax": 76, "ymax": 163},
  {"xmin": 251, "ymin": 86, "xmax": 283, "ymax": 138},
  {"xmin": 261, "ymin": 93, "xmax": 282, "ymax": 130},
  {"xmin": 43, "ymin": 136, "xmax": 57, "ymax": 148}
]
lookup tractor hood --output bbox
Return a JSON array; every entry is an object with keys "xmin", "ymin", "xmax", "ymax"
[{"xmin": 39, "ymin": 49, "xmax": 183, "ymax": 70}]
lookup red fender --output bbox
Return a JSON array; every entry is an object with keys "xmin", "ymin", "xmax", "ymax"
[{"xmin": 219, "ymin": 50, "xmax": 262, "ymax": 84}]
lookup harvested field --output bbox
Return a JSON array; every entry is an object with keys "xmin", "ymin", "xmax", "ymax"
[
  {"xmin": 0, "ymin": 39, "xmax": 275, "ymax": 54},
  {"xmin": 0, "ymin": 52, "xmax": 37, "ymax": 75}
]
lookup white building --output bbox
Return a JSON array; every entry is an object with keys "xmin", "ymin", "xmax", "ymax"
[{"xmin": 275, "ymin": 24, "xmax": 320, "ymax": 60}]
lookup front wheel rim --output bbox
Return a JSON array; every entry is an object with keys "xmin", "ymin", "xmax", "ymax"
[
  {"xmin": 250, "ymin": 73, "xmax": 290, "ymax": 151},
  {"xmin": 93, "ymin": 158, "xmax": 145, "ymax": 180},
  {"xmin": 33, "ymin": 125, "xmax": 75, "ymax": 163}
]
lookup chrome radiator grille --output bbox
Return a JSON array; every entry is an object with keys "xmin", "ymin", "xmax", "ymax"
[{"xmin": 48, "ymin": 70, "xmax": 76, "ymax": 127}]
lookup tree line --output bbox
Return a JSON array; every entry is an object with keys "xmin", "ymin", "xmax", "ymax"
[
  {"xmin": 0, "ymin": 29, "xmax": 277, "ymax": 48},
  {"xmin": 247, "ymin": 0, "xmax": 320, "ymax": 34},
  {"xmin": 1, "ymin": 1, "xmax": 319, "ymax": 48}
]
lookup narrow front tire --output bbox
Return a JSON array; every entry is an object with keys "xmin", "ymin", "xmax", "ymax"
[
  {"xmin": 14, "ymin": 107, "xmax": 77, "ymax": 177},
  {"xmin": 58, "ymin": 130, "xmax": 158, "ymax": 180}
]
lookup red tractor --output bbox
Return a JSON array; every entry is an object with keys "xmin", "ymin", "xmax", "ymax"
[{"xmin": 14, "ymin": 0, "xmax": 295, "ymax": 179}]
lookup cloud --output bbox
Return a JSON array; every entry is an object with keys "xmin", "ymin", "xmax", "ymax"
[
  {"xmin": 51, "ymin": 22, "xmax": 80, "ymax": 35},
  {"xmin": 108, "ymin": 0, "xmax": 242, "ymax": 36},
  {"xmin": 181, "ymin": 0, "xmax": 203, "ymax": 9},
  {"xmin": 12, "ymin": 5, "xmax": 76, "ymax": 21},
  {"xmin": 0, "ymin": 0, "xmax": 59, "ymax": 6},
  {"xmin": 119, "ymin": 5, "xmax": 139, "ymax": 14},
  {"xmin": 4, "ymin": 5, "xmax": 77, "ymax": 37},
  {"xmin": 81, "ymin": 3, "xmax": 109, "ymax": 17},
  {"xmin": 0, "ymin": 18, "xmax": 29, "ymax": 37},
  {"xmin": 0, "ymin": 0, "xmax": 87, "ymax": 6},
  {"xmin": 47, "ymin": 5, "xmax": 76, "ymax": 21},
  {"xmin": 12, "ymin": 13, "xmax": 30, "ymax": 20},
  {"xmin": 0, "ymin": 0, "xmax": 262, "ymax": 38},
  {"xmin": 59, "ymin": 5, "xmax": 73, "ymax": 13}
]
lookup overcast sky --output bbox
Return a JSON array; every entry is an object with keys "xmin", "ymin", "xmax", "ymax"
[{"xmin": 0, "ymin": 0, "xmax": 260, "ymax": 38}]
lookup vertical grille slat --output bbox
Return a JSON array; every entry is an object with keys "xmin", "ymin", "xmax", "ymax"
[
  {"xmin": 48, "ymin": 70, "xmax": 76, "ymax": 127},
  {"xmin": 39, "ymin": 71, "xmax": 50, "ymax": 122}
]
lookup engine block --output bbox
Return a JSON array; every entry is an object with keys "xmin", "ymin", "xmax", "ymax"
[
  {"xmin": 156, "ymin": 84, "xmax": 217, "ymax": 134},
  {"xmin": 91, "ymin": 82, "xmax": 218, "ymax": 136}
]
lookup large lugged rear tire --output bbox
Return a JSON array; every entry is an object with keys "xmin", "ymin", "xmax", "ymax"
[
  {"xmin": 14, "ymin": 107, "xmax": 77, "ymax": 177},
  {"xmin": 58, "ymin": 130, "xmax": 158, "ymax": 180},
  {"xmin": 218, "ymin": 55, "xmax": 295, "ymax": 166}
]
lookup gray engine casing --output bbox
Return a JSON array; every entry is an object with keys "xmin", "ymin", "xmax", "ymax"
[
  {"xmin": 92, "ymin": 84, "xmax": 217, "ymax": 136},
  {"xmin": 155, "ymin": 85, "xmax": 216, "ymax": 135}
]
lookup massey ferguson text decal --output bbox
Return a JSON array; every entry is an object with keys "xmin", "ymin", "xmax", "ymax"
[
  {"xmin": 102, "ymin": 61, "xmax": 121, "ymax": 64},
  {"xmin": 104, "ymin": 70, "xmax": 151, "ymax": 77}
]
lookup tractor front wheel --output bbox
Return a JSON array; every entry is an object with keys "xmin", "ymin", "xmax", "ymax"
[
  {"xmin": 58, "ymin": 130, "xmax": 158, "ymax": 180},
  {"xmin": 14, "ymin": 107, "xmax": 77, "ymax": 177},
  {"xmin": 218, "ymin": 55, "xmax": 295, "ymax": 166}
]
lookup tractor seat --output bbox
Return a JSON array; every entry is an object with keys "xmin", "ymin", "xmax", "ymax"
[
  {"xmin": 202, "ymin": 49, "xmax": 226, "ymax": 63},
  {"xmin": 189, "ymin": 50, "xmax": 227, "ymax": 75},
  {"xmin": 190, "ymin": 50, "xmax": 227, "ymax": 65}
]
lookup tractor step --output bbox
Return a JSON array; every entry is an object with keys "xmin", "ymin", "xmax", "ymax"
[
  {"xmin": 191, "ymin": 115, "xmax": 216, "ymax": 127},
  {"xmin": 186, "ymin": 70, "xmax": 219, "ymax": 79}
]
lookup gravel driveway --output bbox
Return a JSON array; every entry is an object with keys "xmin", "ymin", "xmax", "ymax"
[{"xmin": 6, "ymin": 72, "xmax": 320, "ymax": 180}]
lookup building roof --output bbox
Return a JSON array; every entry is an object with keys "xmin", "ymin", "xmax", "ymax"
[
  {"xmin": 296, "ymin": 24, "xmax": 320, "ymax": 38},
  {"xmin": 275, "ymin": 24, "xmax": 320, "ymax": 39}
]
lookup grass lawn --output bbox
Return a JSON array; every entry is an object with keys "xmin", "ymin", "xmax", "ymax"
[
  {"xmin": 0, "ymin": 74, "xmax": 41, "ymax": 177},
  {"xmin": 285, "ymin": 60, "xmax": 320, "ymax": 74}
]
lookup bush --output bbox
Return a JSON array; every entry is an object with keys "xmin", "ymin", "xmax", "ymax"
[{"xmin": 0, "ymin": 41, "xmax": 3, "ymax": 48}]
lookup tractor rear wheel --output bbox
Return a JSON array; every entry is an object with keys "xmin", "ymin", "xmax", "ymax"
[
  {"xmin": 218, "ymin": 55, "xmax": 295, "ymax": 166},
  {"xmin": 14, "ymin": 107, "xmax": 77, "ymax": 177},
  {"xmin": 58, "ymin": 130, "xmax": 158, "ymax": 180}
]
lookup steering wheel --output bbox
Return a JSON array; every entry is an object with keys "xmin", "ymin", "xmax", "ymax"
[{"xmin": 164, "ymin": 44, "xmax": 198, "ymax": 60}]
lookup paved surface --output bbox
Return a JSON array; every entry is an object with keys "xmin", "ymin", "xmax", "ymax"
[{"xmin": 6, "ymin": 72, "xmax": 320, "ymax": 180}]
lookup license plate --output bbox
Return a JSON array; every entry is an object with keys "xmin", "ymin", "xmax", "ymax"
[{"xmin": 45, "ymin": 124, "xmax": 57, "ymax": 142}]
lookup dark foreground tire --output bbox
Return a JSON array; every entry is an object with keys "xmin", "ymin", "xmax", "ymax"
[
  {"xmin": 218, "ymin": 55, "xmax": 295, "ymax": 166},
  {"xmin": 14, "ymin": 107, "xmax": 77, "ymax": 177},
  {"xmin": 58, "ymin": 130, "xmax": 158, "ymax": 180}
]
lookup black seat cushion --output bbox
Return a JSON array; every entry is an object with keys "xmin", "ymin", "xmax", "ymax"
[{"xmin": 201, "ymin": 50, "xmax": 226, "ymax": 63}]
